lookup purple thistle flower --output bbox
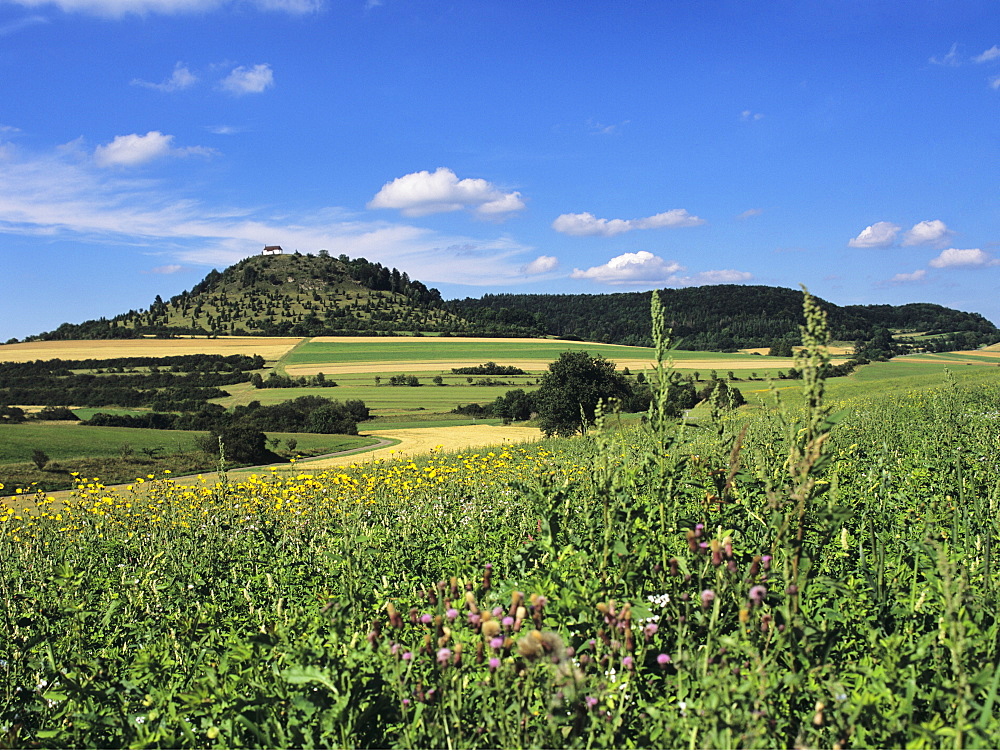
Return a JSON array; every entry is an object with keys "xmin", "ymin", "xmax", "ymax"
[
  {"xmin": 657, "ymin": 653, "xmax": 671, "ymax": 666},
  {"xmin": 492, "ymin": 606, "xmax": 503, "ymax": 617},
  {"xmin": 446, "ymin": 608, "xmax": 459, "ymax": 621},
  {"xmin": 501, "ymin": 616, "xmax": 515, "ymax": 628},
  {"xmin": 436, "ymin": 648, "xmax": 452, "ymax": 665},
  {"xmin": 585, "ymin": 696, "xmax": 599, "ymax": 709},
  {"xmin": 488, "ymin": 657, "xmax": 501, "ymax": 671},
  {"xmin": 623, "ymin": 655, "xmax": 634, "ymax": 669},
  {"xmin": 701, "ymin": 589, "xmax": 716, "ymax": 607},
  {"xmin": 420, "ymin": 613, "xmax": 433, "ymax": 625},
  {"xmin": 490, "ymin": 636, "xmax": 504, "ymax": 650},
  {"xmin": 644, "ymin": 622, "xmax": 659, "ymax": 638},
  {"xmin": 749, "ymin": 584, "xmax": 767, "ymax": 605},
  {"xmin": 468, "ymin": 613, "xmax": 481, "ymax": 626},
  {"xmin": 402, "ymin": 651, "xmax": 413, "ymax": 661}
]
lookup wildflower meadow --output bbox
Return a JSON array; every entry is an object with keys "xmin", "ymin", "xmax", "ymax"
[{"xmin": 2, "ymin": 292, "xmax": 1000, "ymax": 749}]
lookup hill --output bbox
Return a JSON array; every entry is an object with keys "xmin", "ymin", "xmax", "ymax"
[
  {"xmin": 28, "ymin": 252, "xmax": 470, "ymax": 340},
  {"xmin": 19, "ymin": 253, "xmax": 1000, "ymax": 353}
]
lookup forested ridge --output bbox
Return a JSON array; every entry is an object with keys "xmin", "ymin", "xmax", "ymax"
[
  {"xmin": 13, "ymin": 254, "xmax": 999, "ymax": 352},
  {"xmin": 449, "ymin": 286, "xmax": 1000, "ymax": 352}
]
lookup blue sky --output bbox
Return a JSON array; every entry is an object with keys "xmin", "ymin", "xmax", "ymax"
[{"xmin": 2, "ymin": 0, "xmax": 999, "ymax": 341}]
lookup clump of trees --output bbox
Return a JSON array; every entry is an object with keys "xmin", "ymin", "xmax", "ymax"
[
  {"xmin": 452, "ymin": 351, "xmax": 745, "ymax": 436},
  {"xmin": 83, "ymin": 396, "xmax": 371, "ymax": 436},
  {"xmin": 450, "ymin": 362, "xmax": 526, "ymax": 376}
]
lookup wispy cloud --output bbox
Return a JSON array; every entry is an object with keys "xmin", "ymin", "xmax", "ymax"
[
  {"xmin": 0, "ymin": 0, "xmax": 320, "ymax": 17},
  {"xmin": 368, "ymin": 167, "xmax": 525, "ymax": 219},
  {"xmin": 974, "ymin": 45, "xmax": 1000, "ymax": 63},
  {"xmin": 0, "ymin": 14, "xmax": 48, "ymax": 35},
  {"xmin": 552, "ymin": 209, "xmax": 704, "ymax": 237},
  {"xmin": 740, "ymin": 110, "xmax": 764, "ymax": 121},
  {"xmin": 737, "ymin": 208, "xmax": 762, "ymax": 220},
  {"xmin": 0, "ymin": 142, "xmax": 538, "ymax": 287},
  {"xmin": 930, "ymin": 43, "xmax": 961, "ymax": 66},
  {"xmin": 220, "ymin": 63, "xmax": 274, "ymax": 95},
  {"xmin": 132, "ymin": 62, "xmax": 198, "ymax": 92}
]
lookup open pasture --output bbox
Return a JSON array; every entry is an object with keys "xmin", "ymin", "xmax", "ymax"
[
  {"xmin": 0, "ymin": 336, "xmax": 302, "ymax": 363},
  {"xmin": 281, "ymin": 336, "xmax": 807, "ymax": 378}
]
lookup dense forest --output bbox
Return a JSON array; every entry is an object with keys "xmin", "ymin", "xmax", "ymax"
[
  {"xmin": 11, "ymin": 253, "xmax": 999, "ymax": 352},
  {"xmin": 448, "ymin": 286, "xmax": 1000, "ymax": 352}
]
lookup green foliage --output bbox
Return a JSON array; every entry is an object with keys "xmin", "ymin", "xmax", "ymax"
[{"xmin": 534, "ymin": 351, "xmax": 633, "ymax": 437}]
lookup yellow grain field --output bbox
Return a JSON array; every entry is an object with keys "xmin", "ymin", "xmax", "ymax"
[{"xmin": 0, "ymin": 337, "xmax": 304, "ymax": 363}]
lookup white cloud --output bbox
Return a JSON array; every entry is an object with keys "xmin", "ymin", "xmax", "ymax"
[
  {"xmin": 740, "ymin": 110, "xmax": 764, "ymax": 121},
  {"xmin": 889, "ymin": 269, "xmax": 927, "ymax": 283},
  {"xmin": 991, "ymin": 76, "xmax": 1000, "ymax": 90},
  {"xmin": 368, "ymin": 167, "xmax": 525, "ymax": 219},
  {"xmin": 93, "ymin": 131, "xmax": 214, "ymax": 167},
  {"xmin": 132, "ymin": 62, "xmax": 198, "ymax": 92},
  {"xmin": 521, "ymin": 255, "xmax": 558, "ymax": 275},
  {"xmin": 570, "ymin": 251, "xmax": 685, "ymax": 283},
  {"xmin": 149, "ymin": 264, "xmax": 183, "ymax": 274},
  {"xmin": 848, "ymin": 221, "xmax": 901, "ymax": 248},
  {"xmin": 0, "ymin": 0, "xmax": 319, "ymax": 16},
  {"xmin": 737, "ymin": 208, "xmax": 762, "ymax": 220},
  {"xmin": 930, "ymin": 43, "xmax": 961, "ymax": 66},
  {"xmin": 901, "ymin": 219, "xmax": 950, "ymax": 246},
  {"xmin": 552, "ymin": 209, "xmax": 704, "ymax": 237},
  {"xmin": 928, "ymin": 248, "xmax": 998, "ymax": 268},
  {"xmin": 570, "ymin": 252, "xmax": 751, "ymax": 286},
  {"xmin": 0, "ymin": 142, "xmax": 539, "ymax": 289},
  {"xmin": 220, "ymin": 63, "xmax": 274, "ymax": 95},
  {"xmin": 975, "ymin": 45, "xmax": 1000, "ymax": 63},
  {"xmin": 683, "ymin": 269, "xmax": 753, "ymax": 285}
]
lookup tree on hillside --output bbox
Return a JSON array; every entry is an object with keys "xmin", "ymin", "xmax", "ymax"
[{"xmin": 534, "ymin": 351, "xmax": 633, "ymax": 437}]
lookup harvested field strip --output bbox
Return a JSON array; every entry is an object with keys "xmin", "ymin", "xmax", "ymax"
[{"xmin": 0, "ymin": 337, "xmax": 304, "ymax": 363}]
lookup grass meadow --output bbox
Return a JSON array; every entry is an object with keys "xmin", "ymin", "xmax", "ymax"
[{"xmin": 3, "ymin": 297, "xmax": 1000, "ymax": 748}]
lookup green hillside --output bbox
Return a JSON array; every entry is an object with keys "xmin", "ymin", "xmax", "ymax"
[{"xmin": 29, "ymin": 252, "xmax": 470, "ymax": 339}]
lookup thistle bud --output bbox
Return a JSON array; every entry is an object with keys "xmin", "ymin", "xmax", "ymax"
[
  {"xmin": 450, "ymin": 576, "xmax": 459, "ymax": 598},
  {"xmin": 465, "ymin": 591, "xmax": 480, "ymax": 614}
]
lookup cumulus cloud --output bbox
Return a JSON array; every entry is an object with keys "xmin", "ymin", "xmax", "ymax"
[
  {"xmin": 521, "ymin": 255, "xmax": 558, "ymax": 275},
  {"xmin": 0, "ymin": 0, "xmax": 319, "ymax": 16},
  {"xmin": 848, "ymin": 221, "xmax": 901, "ymax": 248},
  {"xmin": 889, "ymin": 269, "xmax": 927, "ymax": 283},
  {"xmin": 928, "ymin": 248, "xmax": 998, "ymax": 268},
  {"xmin": 368, "ymin": 167, "xmax": 525, "ymax": 219},
  {"xmin": 570, "ymin": 251, "xmax": 751, "ymax": 287},
  {"xmin": 552, "ymin": 209, "xmax": 704, "ymax": 237},
  {"xmin": 220, "ymin": 63, "xmax": 274, "ymax": 95},
  {"xmin": 132, "ymin": 62, "xmax": 198, "ymax": 92},
  {"xmin": 901, "ymin": 219, "xmax": 950, "ymax": 246},
  {"xmin": 93, "ymin": 131, "xmax": 214, "ymax": 167},
  {"xmin": 975, "ymin": 45, "xmax": 1000, "ymax": 63},
  {"xmin": 571, "ymin": 251, "xmax": 683, "ymax": 283}
]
